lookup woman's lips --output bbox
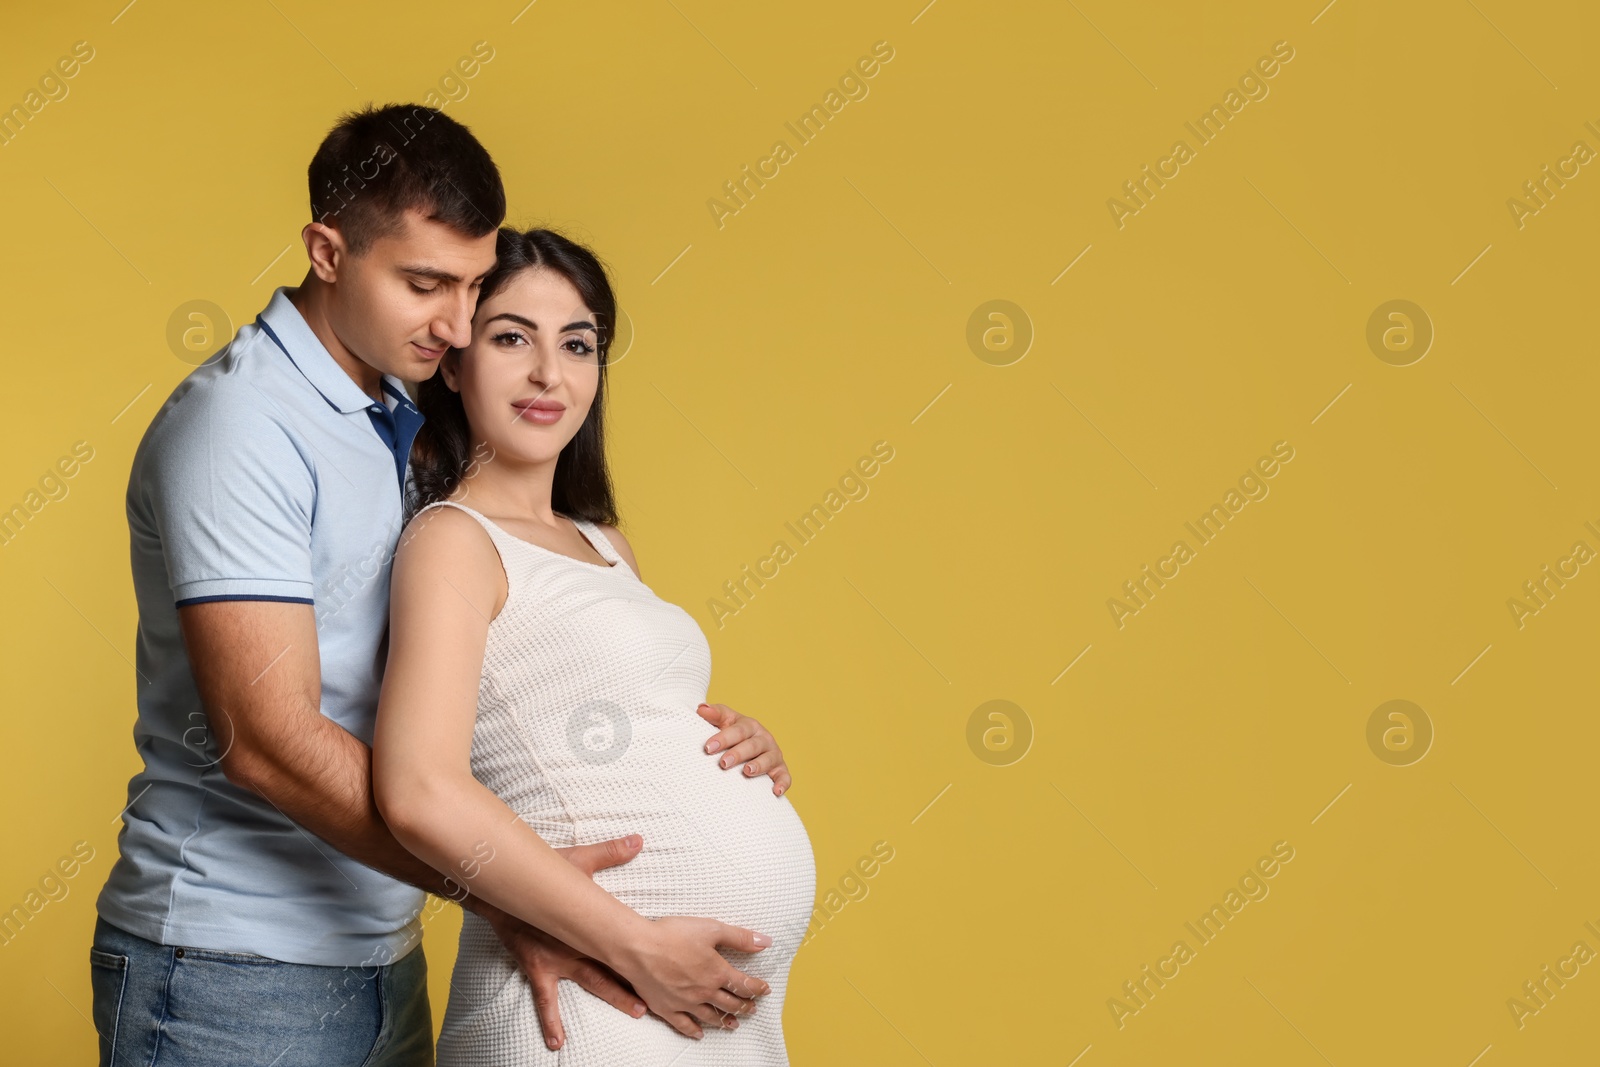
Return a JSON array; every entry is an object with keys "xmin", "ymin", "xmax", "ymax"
[{"xmin": 511, "ymin": 402, "xmax": 564, "ymax": 424}]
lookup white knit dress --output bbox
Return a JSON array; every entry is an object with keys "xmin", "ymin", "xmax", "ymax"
[{"xmin": 421, "ymin": 501, "xmax": 816, "ymax": 1066}]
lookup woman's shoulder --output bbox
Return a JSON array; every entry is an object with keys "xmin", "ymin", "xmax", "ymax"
[
  {"xmin": 592, "ymin": 521, "xmax": 641, "ymax": 578},
  {"xmin": 394, "ymin": 501, "xmax": 510, "ymax": 614},
  {"xmin": 401, "ymin": 500, "xmax": 492, "ymax": 553}
]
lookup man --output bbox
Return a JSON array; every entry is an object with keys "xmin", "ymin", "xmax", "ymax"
[{"xmin": 91, "ymin": 102, "xmax": 778, "ymax": 1065}]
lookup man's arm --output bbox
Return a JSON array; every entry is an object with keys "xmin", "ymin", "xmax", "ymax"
[
  {"xmin": 177, "ymin": 599, "xmax": 649, "ymax": 1047},
  {"xmin": 180, "ymin": 597, "xmax": 474, "ymax": 895}
]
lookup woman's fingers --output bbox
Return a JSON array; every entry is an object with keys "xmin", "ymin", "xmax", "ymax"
[
  {"xmin": 684, "ymin": 1001, "xmax": 728, "ymax": 1028},
  {"xmin": 697, "ymin": 708, "xmax": 791, "ymax": 789},
  {"xmin": 696, "ymin": 703, "xmax": 738, "ymax": 734},
  {"xmin": 715, "ymin": 736, "xmax": 767, "ymax": 769},
  {"xmin": 703, "ymin": 716, "xmax": 757, "ymax": 755},
  {"xmin": 706, "ymin": 988, "xmax": 759, "ymax": 1016},
  {"xmin": 661, "ymin": 1010, "xmax": 705, "ymax": 1040},
  {"xmin": 731, "ymin": 750, "xmax": 788, "ymax": 786}
]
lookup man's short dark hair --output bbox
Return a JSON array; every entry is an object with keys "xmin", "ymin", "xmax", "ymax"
[{"xmin": 308, "ymin": 103, "xmax": 505, "ymax": 255}]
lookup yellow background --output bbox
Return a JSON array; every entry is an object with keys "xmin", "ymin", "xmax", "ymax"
[{"xmin": 2, "ymin": 0, "xmax": 1598, "ymax": 1063}]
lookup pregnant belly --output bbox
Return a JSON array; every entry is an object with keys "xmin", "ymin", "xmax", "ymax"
[{"xmin": 560, "ymin": 730, "xmax": 818, "ymax": 976}]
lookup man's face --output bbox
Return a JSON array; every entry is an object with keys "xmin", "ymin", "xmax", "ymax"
[{"xmin": 325, "ymin": 207, "xmax": 498, "ymax": 385}]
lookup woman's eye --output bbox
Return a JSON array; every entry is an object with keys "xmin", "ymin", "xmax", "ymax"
[
  {"xmin": 563, "ymin": 337, "xmax": 597, "ymax": 357},
  {"xmin": 492, "ymin": 331, "xmax": 527, "ymax": 346}
]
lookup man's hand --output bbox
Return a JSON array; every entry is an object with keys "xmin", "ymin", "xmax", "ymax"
[
  {"xmin": 484, "ymin": 834, "xmax": 650, "ymax": 1052},
  {"xmin": 698, "ymin": 702, "xmax": 792, "ymax": 796}
]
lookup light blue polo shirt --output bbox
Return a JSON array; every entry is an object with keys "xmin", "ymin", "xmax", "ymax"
[{"xmin": 96, "ymin": 285, "xmax": 429, "ymax": 967}]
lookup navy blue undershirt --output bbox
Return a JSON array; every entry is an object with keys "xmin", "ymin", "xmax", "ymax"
[{"xmin": 256, "ymin": 318, "xmax": 425, "ymax": 494}]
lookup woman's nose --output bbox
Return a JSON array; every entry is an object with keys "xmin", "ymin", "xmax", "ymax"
[{"xmin": 527, "ymin": 342, "xmax": 563, "ymax": 386}]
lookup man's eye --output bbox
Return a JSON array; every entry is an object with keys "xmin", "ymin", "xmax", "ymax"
[{"xmin": 409, "ymin": 283, "xmax": 436, "ymax": 294}]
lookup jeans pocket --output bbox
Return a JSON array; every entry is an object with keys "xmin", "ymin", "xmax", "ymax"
[
  {"xmin": 88, "ymin": 947, "xmax": 129, "ymax": 1066},
  {"xmin": 165, "ymin": 949, "xmax": 383, "ymax": 1062},
  {"xmin": 175, "ymin": 945, "xmax": 280, "ymax": 965}
]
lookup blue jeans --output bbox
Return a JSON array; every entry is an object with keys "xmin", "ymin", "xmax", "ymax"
[{"xmin": 88, "ymin": 916, "xmax": 433, "ymax": 1066}]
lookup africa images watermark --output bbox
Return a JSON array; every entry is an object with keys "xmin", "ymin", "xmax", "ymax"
[
  {"xmin": 706, "ymin": 440, "xmax": 895, "ymax": 629},
  {"xmin": 0, "ymin": 840, "xmax": 96, "ymax": 948},
  {"xmin": 801, "ymin": 839, "xmax": 895, "ymax": 949},
  {"xmin": 706, "ymin": 40, "xmax": 897, "ymax": 230},
  {"xmin": 0, "ymin": 440, "xmax": 96, "ymax": 549},
  {"xmin": 1107, "ymin": 840, "xmax": 1296, "ymax": 1029},
  {"xmin": 316, "ymin": 440, "xmax": 497, "ymax": 633},
  {"xmin": 1505, "ymin": 520, "xmax": 1600, "ymax": 630},
  {"xmin": 1505, "ymin": 918, "xmax": 1600, "ymax": 1031},
  {"xmin": 314, "ymin": 41, "xmax": 496, "ymax": 230},
  {"xmin": 1106, "ymin": 39, "xmax": 1297, "ymax": 230},
  {"xmin": 318, "ymin": 837, "xmax": 496, "ymax": 1031},
  {"xmin": 1106, "ymin": 440, "xmax": 1296, "ymax": 629},
  {"xmin": 1505, "ymin": 120, "xmax": 1600, "ymax": 230},
  {"xmin": 0, "ymin": 39, "xmax": 95, "ymax": 149}
]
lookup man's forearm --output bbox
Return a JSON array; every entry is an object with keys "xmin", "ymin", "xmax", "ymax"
[{"xmin": 229, "ymin": 710, "xmax": 504, "ymax": 922}]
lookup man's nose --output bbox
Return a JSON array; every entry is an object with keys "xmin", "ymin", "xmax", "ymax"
[{"xmin": 432, "ymin": 290, "xmax": 475, "ymax": 349}]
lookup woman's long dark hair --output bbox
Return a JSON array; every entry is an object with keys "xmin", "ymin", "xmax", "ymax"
[{"xmin": 407, "ymin": 227, "xmax": 619, "ymax": 526}]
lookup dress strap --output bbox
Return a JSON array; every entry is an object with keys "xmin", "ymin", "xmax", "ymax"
[
  {"xmin": 414, "ymin": 499, "xmax": 508, "ymax": 547},
  {"xmin": 417, "ymin": 498, "xmax": 487, "ymax": 524},
  {"xmin": 570, "ymin": 518, "xmax": 626, "ymax": 568}
]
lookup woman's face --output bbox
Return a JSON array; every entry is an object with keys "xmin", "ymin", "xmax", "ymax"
[{"xmin": 440, "ymin": 266, "xmax": 601, "ymax": 469}]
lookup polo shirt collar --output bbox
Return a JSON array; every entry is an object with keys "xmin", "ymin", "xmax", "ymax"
[{"xmin": 256, "ymin": 286, "xmax": 407, "ymax": 415}]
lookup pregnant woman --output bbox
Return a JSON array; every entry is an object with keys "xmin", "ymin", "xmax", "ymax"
[{"xmin": 371, "ymin": 227, "xmax": 816, "ymax": 1065}]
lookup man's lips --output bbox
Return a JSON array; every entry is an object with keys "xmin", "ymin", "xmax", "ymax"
[{"xmin": 411, "ymin": 341, "xmax": 446, "ymax": 359}]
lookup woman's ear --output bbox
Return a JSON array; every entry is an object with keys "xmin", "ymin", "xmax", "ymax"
[{"xmin": 438, "ymin": 350, "xmax": 462, "ymax": 393}]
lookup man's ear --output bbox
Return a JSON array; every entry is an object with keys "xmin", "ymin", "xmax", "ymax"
[{"xmin": 302, "ymin": 221, "xmax": 345, "ymax": 283}]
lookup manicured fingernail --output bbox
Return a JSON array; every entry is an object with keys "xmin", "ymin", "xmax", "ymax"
[
  {"xmin": 720, "ymin": 758, "xmax": 728, "ymax": 768},
  {"xmin": 706, "ymin": 739, "xmax": 720, "ymax": 753},
  {"xmin": 624, "ymin": 834, "xmax": 641, "ymax": 850},
  {"xmin": 745, "ymin": 765, "xmax": 755, "ymax": 775},
  {"xmin": 753, "ymin": 932, "xmax": 772, "ymax": 946},
  {"xmin": 633, "ymin": 1002, "xmax": 646, "ymax": 1015}
]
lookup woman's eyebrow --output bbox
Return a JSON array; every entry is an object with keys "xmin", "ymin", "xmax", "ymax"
[{"xmin": 485, "ymin": 312, "xmax": 596, "ymax": 331}]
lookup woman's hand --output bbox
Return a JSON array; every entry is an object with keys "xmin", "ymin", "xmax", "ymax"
[
  {"xmin": 611, "ymin": 915, "xmax": 774, "ymax": 1039},
  {"xmin": 698, "ymin": 702, "xmax": 792, "ymax": 796}
]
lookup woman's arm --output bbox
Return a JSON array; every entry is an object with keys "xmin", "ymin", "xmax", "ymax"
[{"xmin": 372, "ymin": 507, "xmax": 773, "ymax": 1039}]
